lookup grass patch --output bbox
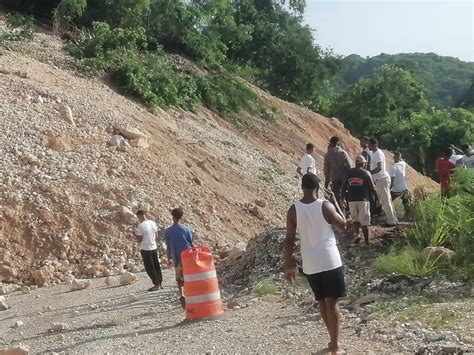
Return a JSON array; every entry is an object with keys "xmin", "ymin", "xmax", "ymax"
[{"xmin": 253, "ymin": 280, "xmax": 278, "ymax": 296}]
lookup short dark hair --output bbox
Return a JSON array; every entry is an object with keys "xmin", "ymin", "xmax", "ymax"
[
  {"xmin": 394, "ymin": 151, "xmax": 402, "ymax": 158},
  {"xmin": 329, "ymin": 136, "xmax": 340, "ymax": 145},
  {"xmin": 306, "ymin": 143, "xmax": 315, "ymax": 150},
  {"xmin": 136, "ymin": 209, "xmax": 146, "ymax": 217},
  {"xmin": 368, "ymin": 137, "xmax": 378, "ymax": 146},
  {"xmin": 443, "ymin": 147, "xmax": 453, "ymax": 157},
  {"xmin": 301, "ymin": 173, "xmax": 320, "ymax": 190},
  {"xmin": 461, "ymin": 144, "xmax": 470, "ymax": 151},
  {"xmin": 360, "ymin": 136, "xmax": 369, "ymax": 142},
  {"xmin": 171, "ymin": 208, "xmax": 184, "ymax": 220}
]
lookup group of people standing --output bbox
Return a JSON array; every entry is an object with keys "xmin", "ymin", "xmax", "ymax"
[
  {"xmin": 297, "ymin": 136, "xmax": 406, "ymax": 245},
  {"xmin": 436, "ymin": 144, "xmax": 474, "ymax": 196}
]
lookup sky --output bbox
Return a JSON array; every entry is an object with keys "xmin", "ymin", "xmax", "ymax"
[{"xmin": 303, "ymin": 0, "xmax": 474, "ymax": 62}]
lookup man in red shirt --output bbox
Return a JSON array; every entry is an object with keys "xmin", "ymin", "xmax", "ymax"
[{"xmin": 436, "ymin": 147, "xmax": 456, "ymax": 197}]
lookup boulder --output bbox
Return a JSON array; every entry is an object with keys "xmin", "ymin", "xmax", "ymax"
[
  {"xmin": 255, "ymin": 199, "xmax": 267, "ymax": 208},
  {"xmin": 20, "ymin": 286, "xmax": 30, "ymax": 294},
  {"xmin": 127, "ymin": 293, "xmax": 139, "ymax": 303},
  {"xmin": 119, "ymin": 127, "xmax": 147, "ymax": 140},
  {"xmin": 129, "ymin": 138, "xmax": 149, "ymax": 149},
  {"xmin": 50, "ymin": 323, "xmax": 67, "ymax": 332},
  {"xmin": 250, "ymin": 205, "xmax": 264, "ymax": 219},
  {"xmin": 108, "ymin": 135, "xmax": 129, "ymax": 147},
  {"xmin": 119, "ymin": 272, "xmax": 138, "ymax": 286},
  {"xmin": 0, "ymin": 300, "xmax": 10, "ymax": 311},
  {"xmin": 420, "ymin": 247, "xmax": 456, "ymax": 261},
  {"xmin": 60, "ymin": 105, "xmax": 75, "ymax": 126},
  {"xmin": 0, "ymin": 345, "xmax": 30, "ymax": 355},
  {"xmin": 70, "ymin": 279, "xmax": 90, "ymax": 291},
  {"xmin": 104, "ymin": 276, "xmax": 115, "ymax": 286},
  {"xmin": 0, "ymin": 266, "xmax": 17, "ymax": 282},
  {"xmin": 31, "ymin": 269, "xmax": 50, "ymax": 287},
  {"xmin": 13, "ymin": 320, "xmax": 24, "ymax": 328},
  {"xmin": 119, "ymin": 206, "xmax": 136, "ymax": 225}
]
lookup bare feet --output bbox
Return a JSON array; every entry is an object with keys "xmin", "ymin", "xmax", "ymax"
[{"xmin": 147, "ymin": 284, "xmax": 162, "ymax": 292}]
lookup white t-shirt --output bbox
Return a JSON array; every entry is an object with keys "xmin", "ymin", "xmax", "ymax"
[
  {"xmin": 299, "ymin": 154, "xmax": 316, "ymax": 175},
  {"xmin": 370, "ymin": 149, "xmax": 389, "ymax": 181},
  {"xmin": 136, "ymin": 220, "xmax": 158, "ymax": 251},
  {"xmin": 449, "ymin": 154, "xmax": 463, "ymax": 166},
  {"xmin": 389, "ymin": 161, "xmax": 408, "ymax": 192},
  {"xmin": 463, "ymin": 154, "xmax": 474, "ymax": 168}
]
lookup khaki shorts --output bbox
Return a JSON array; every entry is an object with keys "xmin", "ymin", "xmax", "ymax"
[
  {"xmin": 348, "ymin": 201, "xmax": 370, "ymax": 226},
  {"xmin": 175, "ymin": 265, "xmax": 184, "ymax": 287}
]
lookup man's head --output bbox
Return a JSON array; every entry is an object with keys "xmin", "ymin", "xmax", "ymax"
[
  {"xmin": 461, "ymin": 144, "xmax": 472, "ymax": 155},
  {"xmin": 136, "ymin": 209, "xmax": 147, "ymax": 222},
  {"xmin": 354, "ymin": 155, "xmax": 367, "ymax": 168},
  {"xmin": 171, "ymin": 207, "xmax": 184, "ymax": 223},
  {"xmin": 368, "ymin": 137, "xmax": 378, "ymax": 152},
  {"xmin": 443, "ymin": 147, "xmax": 453, "ymax": 159},
  {"xmin": 301, "ymin": 173, "xmax": 320, "ymax": 193},
  {"xmin": 306, "ymin": 143, "xmax": 315, "ymax": 154},
  {"xmin": 329, "ymin": 136, "xmax": 340, "ymax": 148},
  {"xmin": 359, "ymin": 136, "xmax": 369, "ymax": 149},
  {"xmin": 393, "ymin": 151, "xmax": 402, "ymax": 163}
]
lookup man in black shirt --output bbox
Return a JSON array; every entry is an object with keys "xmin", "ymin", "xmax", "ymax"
[{"xmin": 341, "ymin": 155, "xmax": 376, "ymax": 245}]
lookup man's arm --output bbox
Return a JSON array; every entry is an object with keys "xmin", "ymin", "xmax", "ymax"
[
  {"xmin": 135, "ymin": 226, "xmax": 143, "ymax": 244},
  {"xmin": 323, "ymin": 154, "xmax": 330, "ymax": 188},
  {"xmin": 365, "ymin": 170, "xmax": 376, "ymax": 192},
  {"xmin": 322, "ymin": 200, "xmax": 347, "ymax": 232},
  {"xmin": 371, "ymin": 162, "xmax": 382, "ymax": 175},
  {"xmin": 296, "ymin": 167, "xmax": 303, "ymax": 176},
  {"xmin": 283, "ymin": 205, "xmax": 297, "ymax": 283},
  {"xmin": 342, "ymin": 151, "xmax": 352, "ymax": 171}
]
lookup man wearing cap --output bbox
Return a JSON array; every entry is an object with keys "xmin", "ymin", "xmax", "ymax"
[
  {"xmin": 368, "ymin": 138, "xmax": 398, "ymax": 226},
  {"xmin": 324, "ymin": 136, "xmax": 352, "ymax": 214},
  {"xmin": 341, "ymin": 155, "xmax": 376, "ymax": 244}
]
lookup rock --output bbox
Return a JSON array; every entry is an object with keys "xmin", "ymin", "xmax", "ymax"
[
  {"xmin": 116, "ymin": 145, "xmax": 129, "ymax": 152},
  {"xmin": 255, "ymin": 199, "xmax": 267, "ymax": 208},
  {"xmin": 192, "ymin": 177, "xmax": 202, "ymax": 186},
  {"xmin": 50, "ymin": 323, "xmax": 67, "ymax": 332},
  {"xmin": 129, "ymin": 138, "xmax": 149, "ymax": 149},
  {"xmin": 13, "ymin": 320, "xmax": 24, "ymax": 328},
  {"xmin": 119, "ymin": 127, "xmax": 147, "ymax": 140},
  {"xmin": 0, "ymin": 284, "xmax": 15, "ymax": 295},
  {"xmin": 250, "ymin": 205, "xmax": 264, "ymax": 219},
  {"xmin": 15, "ymin": 71, "xmax": 29, "ymax": 79},
  {"xmin": 127, "ymin": 293, "xmax": 139, "ymax": 303},
  {"xmin": 119, "ymin": 272, "xmax": 138, "ymax": 286},
  {"xmin": 0, "ymin": 266, "xmax": 18, "ymax": 282},
  {"xmin": 60, "ymin": 105, "xmax": 75, "ymax": 126},
  {"xmin": 35, "ymin": 96, "xmax": 44, "ymax": 104},
  {"xmin": 0, "ymin": 345, "xmax": 30, "ymax": 355},
  {"xmin": 119, "ymin": 206, "xmax": 136, "ymax": 225},
  {"xmin": 70, "ymin": 279, "xmax": 90, "ymax": 291},
  {"xmin": 41, "ymin": 132, "xmax": 72, "ymax": 152},
  {"xmin": 420, "ymin": 246, "xmax": 456, "ymax": 261},
  {"xmin": 353, "ymin": 293, "xmax": 382, "ymax": 306},
  {"xmin": 108, "ymin": 135, "xmax": 129, "ymax": 147},
  {"xmin": 104, "ymin": 276, "xmax": 114, "ymax": 286},
  {"xmin": 226, "ymin": 299, "xmax": 240, "ymax": 310},
  {"xmin": 84, "ymin": 265, "xmax": 105, "ymax": 278},
  {"xmin": 31, "ymin": 269, "xmax": 50, "ymax": 287},
  {"xmin": 20, "ymin": 286, "xmax": 30, "ymax": 294},
  {"xmin": 89, "ymin": 304, "xmax": 99, "ymax": 310},
  {"xmin": 0, "ymin": 300, "xmax": 10, "ymax": 311}
]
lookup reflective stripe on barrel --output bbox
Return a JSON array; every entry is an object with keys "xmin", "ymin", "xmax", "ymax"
[
  {"xmin": 183, "ymin": 270, "xmax": 217, "ymax": 282},
  {"xmin": 185, "ymin": 291, "xmax": 221, "ymax": 305}
]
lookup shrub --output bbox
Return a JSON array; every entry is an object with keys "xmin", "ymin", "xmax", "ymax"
[
  {"xmin": 375, "ymin": 247, "xmax": 443, "ymax": 277},
  {"xmin": 0, "ymin": 13, "xmax": 34, "ymax": 45},
  {"xmin": 253, "ymin": 280, "xmax": 278, "ymax": 296}
]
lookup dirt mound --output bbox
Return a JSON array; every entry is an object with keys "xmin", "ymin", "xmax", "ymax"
[{"xmin": 0, "ymin": 22, "xmax": 436, "ymax": 286}]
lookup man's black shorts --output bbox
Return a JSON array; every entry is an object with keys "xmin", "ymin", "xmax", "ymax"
[{"xmin": 305, "ymin": 266, "xmax": 347, "ymax": 301}]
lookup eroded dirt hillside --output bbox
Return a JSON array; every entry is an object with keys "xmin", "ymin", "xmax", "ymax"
[{"xmin": 0, "ymin": 22, "xmax": 436, "ymax": 285}]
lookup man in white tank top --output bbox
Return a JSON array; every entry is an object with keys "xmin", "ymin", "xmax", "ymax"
[{"xmin": 284, "ymin": 173, "xmax": 347, "ymax": 355}]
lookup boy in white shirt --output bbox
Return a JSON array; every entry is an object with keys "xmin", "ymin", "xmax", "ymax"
[
  {"xmin": 297, "ymin": 143, "xmax": 316, "ymax": 176},
  {"xmin": 135, "ymin": 210, "xmax": 162, "ymax": 291}
]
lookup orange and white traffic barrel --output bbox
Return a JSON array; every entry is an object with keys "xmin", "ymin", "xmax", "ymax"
[{"xmin": 181, "ymin": 246, "xmax": 223, "ymax": 320}]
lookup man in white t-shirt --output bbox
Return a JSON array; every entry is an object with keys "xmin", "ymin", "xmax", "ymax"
[
  {"xmin": 389, "ymin": 152, "xmax": 408, "ymax": 198},
  {"xmin": 135, "ymin": 210, "xmax": 162, "ymax": 291},
  {"xmin": 368, "ymin": 138, "xmax": 398, "ymax": 226},
  {"xmin": 458, "ymin": 144, "xmax": 474, "ymax": 168},
  {"xmin": 297, "ymin": 143, "xmax": 316, "ymax": 176}
]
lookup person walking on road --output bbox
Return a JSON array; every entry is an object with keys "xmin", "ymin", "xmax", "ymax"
[
  {"xmin": 368, "ymin": 138, "xmax": 398, "ymax": 226},
  {"xmin": 165, "ymin": 208, "xmax": 194, "ymax": 308},
  {"xmin": 284, "ymin": 173, "xmax": 347, "ymax": 355},
  {"xmin": 341, "ymin": 155, "xmax": 375, "ymax": 245},
  {"xmin": 297, "ymin": 143, "xmax": 317, "ymax": 176},
  {"xmin": 324, "ymin": 136, "xmax": 351, "ymax": 214},
  {"xmin": 135, "ymin": 210, "xmax": 163, "ymax": 291}
]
